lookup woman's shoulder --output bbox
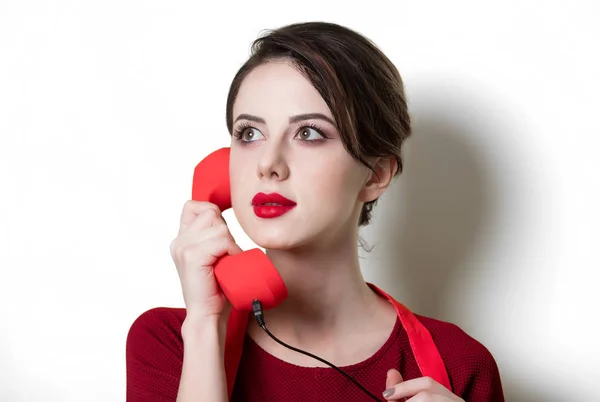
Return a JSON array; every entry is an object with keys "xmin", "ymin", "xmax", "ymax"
[
  {"xmin": 126, "ymin": 307, "xmax": 187, "ymax": 365},
  {"xmin": 414, "ymin": 313, "xmax": 495, "ymax": 360},
  {"xmin": 128, "ymin": 306, "xmax": 187, "ymax": 327},
  {"xmin": 125, "ymin": 308, "xmax": 188, "ymax": 400},
  {"xmin": 127, "ymin": 307, "xmax": 187, "ymax": 347},
  {"xmin": 413, "ymin": 313, "xmax": 505, "ymax": 400},
  {"xmin": 128, "ymin": 306, "xmax": 186, "ymax": 335}
]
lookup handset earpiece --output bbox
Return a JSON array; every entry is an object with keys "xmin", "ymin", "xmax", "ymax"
[{"xmin": 191, "ymin": 147, "xmax": 287, "ymax": 312}]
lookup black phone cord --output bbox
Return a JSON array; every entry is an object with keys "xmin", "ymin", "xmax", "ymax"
[{"xmin": 252, "ymin": 299, "xmax": 383, "ymax": 402}]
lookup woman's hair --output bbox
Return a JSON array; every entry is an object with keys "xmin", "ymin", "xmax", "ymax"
[{"xmin": 226, "ymin": 21, "xmax": 411, "ymax": 226}]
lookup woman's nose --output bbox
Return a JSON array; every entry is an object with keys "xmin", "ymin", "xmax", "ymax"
[{"xmin": 256, "ymin": 142, "xmax": 290, "ymax": 181}]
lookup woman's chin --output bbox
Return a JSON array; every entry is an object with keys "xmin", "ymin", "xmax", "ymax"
[
  {"xmin": 252, "ymin": 233, "xmax": 322, "ymax": 253},
  {"xmin": 239, "ymin": 215, "xmax": 317, "ymax": 251},
  {"xmin": 252, "ymin": 237, "xmax": 297, "ymax": 251}
]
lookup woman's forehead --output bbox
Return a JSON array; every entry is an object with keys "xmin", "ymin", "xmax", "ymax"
[{"xmin": 233, "ymin": 61, "xmax": 332, "ymax": 121}]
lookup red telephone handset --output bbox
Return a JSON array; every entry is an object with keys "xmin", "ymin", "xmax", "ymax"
[{"xmin": 191, "ymin": 147, "xmax": 288, "ymax": 312}]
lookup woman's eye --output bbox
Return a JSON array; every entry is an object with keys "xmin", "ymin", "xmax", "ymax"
[
  {"xmin": 296, "ymin": 127, "xmax": 324, "ymax": 141},
  {"xmin": 241, "ymin": 127, "xmax": 264, "ymax": 142}
]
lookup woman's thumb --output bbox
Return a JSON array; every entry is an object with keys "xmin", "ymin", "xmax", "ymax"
[
  {"xmin": 227, "ymin": 238, "xmax": 243, "ymax": 256},
  {"xmin": 386, "ymin": 368, "xmax": 403, "ymax": 389}
]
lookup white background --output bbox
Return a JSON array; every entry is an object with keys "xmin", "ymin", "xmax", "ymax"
[{"xmin": 1, "ymin": 1, "xmax": 599, "ymax": 401}]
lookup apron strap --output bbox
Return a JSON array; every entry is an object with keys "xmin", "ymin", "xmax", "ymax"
[
  {"xmin": 224, "ymin": 308, "xmax": 248, "ymax": 399},
  {"xmin": 367, "ymin": 283, "xmax": 452, "ymax": 391}
]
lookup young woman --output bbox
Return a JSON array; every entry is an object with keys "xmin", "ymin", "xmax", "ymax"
[{"xmin": 126, "ymin": 22, "xmax": 504, "ymax": 401}]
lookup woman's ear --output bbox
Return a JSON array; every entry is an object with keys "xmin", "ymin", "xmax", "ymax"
[{"xmin": 359, "ymin": 156, "xmax": 398, "ymax": 203}]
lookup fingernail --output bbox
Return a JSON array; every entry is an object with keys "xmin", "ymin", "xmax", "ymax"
[{"xmin": 382, "ymin": 388, "xmax": 395, "ymax": 398}]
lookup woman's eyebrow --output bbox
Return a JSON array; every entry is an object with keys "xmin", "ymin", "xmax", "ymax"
[
  {"xmin": 289, "ymin": 113, "xmax": 336, "ymax": 126},
  {"xmin": 234, "ymin": 114, "xmax": 265, "ymax": 124},
  {"xmin": 233, "ymin": 113, "xmax": 336, "ymax": 126}
]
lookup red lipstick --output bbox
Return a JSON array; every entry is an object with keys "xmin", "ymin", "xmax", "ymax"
[{"xmin": 252, "ymin": 192, "xmax": 296, "ymax": 218}]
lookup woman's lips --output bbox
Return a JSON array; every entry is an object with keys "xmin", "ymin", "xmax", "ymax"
[
  {"xmin": 251, "ymin": 192, "xmax": 296, "ymax": 206},
  {"xmin": 252, "ymin": 192, "xmax": 296, "ymax": 218}
]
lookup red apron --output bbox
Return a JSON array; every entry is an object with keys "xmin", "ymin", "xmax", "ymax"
[{"xmin": 222, "ymin": 282, "xmax": 452, "ymax": 399}]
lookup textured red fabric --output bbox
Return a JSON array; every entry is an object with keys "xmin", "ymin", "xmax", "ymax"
[{"xmin": 126, "ymin": 307, "xmax": 504, "ymax": 401}]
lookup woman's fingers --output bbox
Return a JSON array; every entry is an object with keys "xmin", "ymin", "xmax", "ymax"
[
  {"xmin": 386, "ymin": 369, "xmax": 403, "ymax": 389},
  {"xmin": 178, "ymin": 200, "xmax": 221, "ymax": 234},
  {"xmin": 383, "ymin": 376, "xmax": 447, "ymax": 400}
]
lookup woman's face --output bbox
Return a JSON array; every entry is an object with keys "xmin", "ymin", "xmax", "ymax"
[{"xmin": 229, "ymin": 60, "xmax": 378, "ymax": 250}]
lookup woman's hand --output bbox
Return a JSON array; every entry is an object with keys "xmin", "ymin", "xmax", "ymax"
[
  {"xmin": 170, "ymin": 200, "xmax": 243, "ymax": 321},
  {"xmin": 382, "ymin": 369, "xmax": 464, "ymax": 401}
]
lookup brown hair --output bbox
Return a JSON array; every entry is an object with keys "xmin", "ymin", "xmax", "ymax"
[{"xmin": 226, "ymin": 21, "xmax": 411, "ymax": 226}]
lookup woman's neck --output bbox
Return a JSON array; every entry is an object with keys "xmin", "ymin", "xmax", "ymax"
[{"xmin": 250, "ymin": 236, "xmax": 394, "ymax": 350}]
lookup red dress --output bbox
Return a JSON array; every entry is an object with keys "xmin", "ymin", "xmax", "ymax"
[
  {"xmin": 126, "ymin": 284, "xmax": 504, "ymax": 401},
  {"xmin": 230, "ymin": 314, "xmax": 504, "ymax": 401}
]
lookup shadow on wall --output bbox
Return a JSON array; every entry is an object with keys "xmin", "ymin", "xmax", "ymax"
[
  {"xmin": 365, "ymin": 90, "xmax": 557, "ymax": 402},
  {"xmin": 383, "ymin": 113, "xmax": 491, "ymax": 320}
]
